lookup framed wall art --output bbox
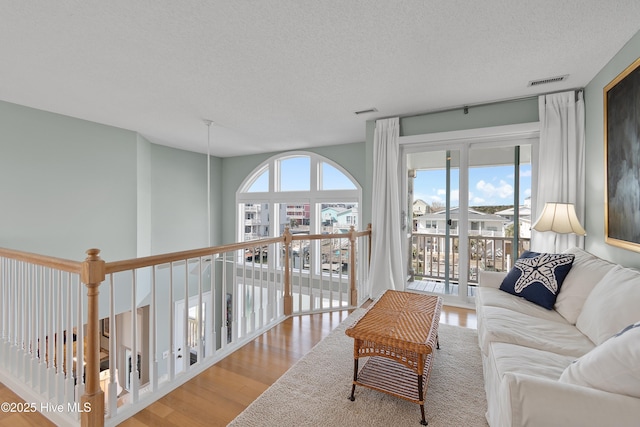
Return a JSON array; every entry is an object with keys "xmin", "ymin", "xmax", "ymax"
[
  {"xmin": 604, "ymin": 57, "xmax": 640, "ymax": 252},
  {"xmin": 101, "ymin": 318, "xmax": 110, "ymax": 338}
]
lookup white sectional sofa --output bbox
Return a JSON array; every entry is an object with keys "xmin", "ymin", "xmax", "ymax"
[{"xmin": 476, "ymin": 247, "xmax": 640, "ymax": 427}]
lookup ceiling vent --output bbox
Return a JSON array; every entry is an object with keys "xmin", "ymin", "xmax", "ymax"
[
  {"xmin": 354, "ymin": 108, "xmax": 378, "ymax": 115},
  {"xmin": 528, "ymin": 75, "xmax": 569, "ymax": 87}
]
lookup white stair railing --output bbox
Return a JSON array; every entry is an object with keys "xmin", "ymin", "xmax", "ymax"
[{"xmin": 0, "ymin": 225, "xmax": 371, "ymax": 427}]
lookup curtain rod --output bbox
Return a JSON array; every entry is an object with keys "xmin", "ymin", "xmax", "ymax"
[{"xmin": 378, "ymin": 87, "xmax": 584, "ymax": 121}]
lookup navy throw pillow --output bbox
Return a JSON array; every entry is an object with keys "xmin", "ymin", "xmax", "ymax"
[{"xmin": 499, "ymin": 251, "xmax": 575, "ymax": 309}]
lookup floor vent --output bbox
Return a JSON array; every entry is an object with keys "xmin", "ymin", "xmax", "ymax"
[{"xmin": 528, "ymin": 75, "xmax": 568, "ymax": 87}]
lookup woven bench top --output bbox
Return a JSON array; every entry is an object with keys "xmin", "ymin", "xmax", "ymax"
[{"xmin": 345, "ymin": 290, "xmax": 442, "ymax": 354}]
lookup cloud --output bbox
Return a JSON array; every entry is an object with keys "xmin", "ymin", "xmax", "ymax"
[{"xmin": 476, "ymin": 179, "xmax": 514, "ymax": 200}]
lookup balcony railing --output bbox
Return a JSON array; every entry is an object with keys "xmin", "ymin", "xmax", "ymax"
[
  {"xmin": 411, "ymin": 232, "xmax": 530, "ymax": 284},
  {"xmin": 0, "ymin": 225, "xmax": 371, "ymax": 427}
]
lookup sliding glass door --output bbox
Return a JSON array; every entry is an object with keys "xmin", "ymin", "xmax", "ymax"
[
  {"xmin": 408, "ymin": 149, "xmax": 461, "ymax": 296},
  {"xmin": 406, "ymin": 139, "xmax": 534, "ymax": 306}
]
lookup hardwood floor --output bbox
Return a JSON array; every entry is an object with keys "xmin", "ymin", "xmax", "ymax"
[{"xmin": 0, "ymin": 304, "xmax": 476, "ymax": 427}]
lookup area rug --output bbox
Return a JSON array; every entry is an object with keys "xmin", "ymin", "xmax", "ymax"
[{"xmin": 228, "ymin": 309, "xmax": 488, "ymax": 426}]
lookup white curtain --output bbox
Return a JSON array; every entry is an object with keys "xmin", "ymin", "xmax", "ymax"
[
  {"xmin": 368, "ymin": 117, "xmax": 404, "ymax": 298},
  {"xmin": 533, "ymin": 90, "xmax": 586, "ymax": 252}
]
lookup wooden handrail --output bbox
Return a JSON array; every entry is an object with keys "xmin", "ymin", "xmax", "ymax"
[
  {"xmin": 0, "ymin": 247, "xmax": 82, "ymax": 273},
  {"xmin": 105, "ymin": 237, "xmax": 283, "ymax": 274}
]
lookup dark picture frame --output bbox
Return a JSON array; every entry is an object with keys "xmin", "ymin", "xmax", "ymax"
[
  {"xmin": 604, "ymin": 57, "xmax": 640, "ymax": 252},
  {"xmin": 101, "ymin": 318, "xmax": 110, "ymax": 338}
]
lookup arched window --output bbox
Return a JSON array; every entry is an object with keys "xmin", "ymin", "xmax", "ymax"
[{"xmin": 237, "ymin": 152, "xmax": 361, "ymax": 242}]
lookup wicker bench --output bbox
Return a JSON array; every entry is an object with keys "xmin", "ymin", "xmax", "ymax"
[{"xmin": 345, "ymin": 290, "xmax": 442, "ymax": 426}]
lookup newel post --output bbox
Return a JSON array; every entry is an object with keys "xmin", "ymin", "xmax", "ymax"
[
  {"xmin": 283, "ymin": 228, "xmax": 293, "ymax": 315},
  {"xmin": 81, "ymin": 249, "xmax": 105, "ymax": 427}
]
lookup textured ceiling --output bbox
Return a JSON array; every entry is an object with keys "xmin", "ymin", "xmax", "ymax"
[{"xmin": 2, "ymin": 1, "xmax": 640, "ymax": 157}]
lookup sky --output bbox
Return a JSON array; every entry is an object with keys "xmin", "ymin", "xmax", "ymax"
[
  {"xmin": 245, "ymin": 155, "xmax": 531, "ymax": 207},
  {"xmin": 414, "ymin": 164, "xmax": 532, "ymax": 207},
  {"xmin": 247, "ymin": 156, "xmax": 356, "ymax": 192}
]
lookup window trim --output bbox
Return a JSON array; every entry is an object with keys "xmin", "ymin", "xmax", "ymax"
[{"xmin": 236, "ymin": 151, "xmax": 362, "ymax": 241}]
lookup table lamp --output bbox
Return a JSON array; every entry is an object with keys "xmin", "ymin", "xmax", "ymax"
[{"xmin": 532, "ymin": 202, "xmax": 586, "ymax": 235}]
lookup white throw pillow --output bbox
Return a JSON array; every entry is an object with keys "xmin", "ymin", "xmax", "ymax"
[
  {"xmin": 559, "ymin": 322, "xmax": 640, "ymax": 398},
  {"xmin": 554, "ymin": 248, "xmax": 614, "ymax": 324},
  {"xmin": 576, "ymin": 265, "xmax": 640, "ymax": 344}
]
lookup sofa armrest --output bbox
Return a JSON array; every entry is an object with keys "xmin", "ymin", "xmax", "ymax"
[
  {"xmin": 478, "ymin": 270, "xmax": 507, "ymax": 288},
  {"xmin": 500, "ymin": 372, "xmax": 640, "ymax": 427}
]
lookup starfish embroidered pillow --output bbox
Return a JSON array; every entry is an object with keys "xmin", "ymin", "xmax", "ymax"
[{"xmin": 499, "ymin": 251, "xmax": 575, "ymax": 309}]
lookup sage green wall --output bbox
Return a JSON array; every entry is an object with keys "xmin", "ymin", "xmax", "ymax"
[
  {"xmin": 0, "ymin": 100, "xmax": 138, "ymax": 260},
  {"xmin": 220, "ymin": 142, "xmax": 367, "ymax": 244},
  {"xmin": 137, "ymin": 135, "xmax": 152, "ymax": 257},
  {"xmin": 584, "ymin": 28, "xmax": 640, "ymax": 268},
  {"xmin": 399, "ymin": 98, "xmax": 539, "ymax": 137},
  {"xmin": 147, "ymin": 143, "xmax": 223, "ymax": 255},
  {"xmin": 0, "ymin": 100, "xmax": 224, "ymax": 262}
]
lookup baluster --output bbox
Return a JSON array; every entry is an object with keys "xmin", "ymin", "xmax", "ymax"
[
  {"xmin": 349, "ymin": 226, "xmax": 357, "ymax": 306},
  {"xmin": 149, "ymin": 265, "xmax": 158, "ymax": 393},
  {"xmin": 197, "ymin": 257, "xmax": 203, "ymax": 363},
  {"xmin": 241, "ymin": 250, "xmax": 248, "ymax": 336},
  {"xmin": 232, "ymin": 251, "xmax": 239, "ymax": 342},
  {"xmin": 221, "ymin": 253, "xmax": 228, "ymax": 348},
  {"xmin": 208, "ymin": 256, "xmax": 215, "ymax": 357},
  {"xmin": 75, "ymin": 272, "xmax": 85, "ymax": 415},
  {"xmin": 283, "ymin": 228, "xmax": 292, "ymax": 316},
  {"xmin": 257, "ymin": 247, "xmax": 264, "ymax": 328},
  {"xmin": 182, "ymin": 260, "xmax": 189, "ymax": 372},
  {"xmin": 131, "ymin": 269, "xmax": 139, "ymax": 401},
  {"xmin": 168, "ymin": 262, "xmax": 175, "ymax": 380},
  {"xmin": 46, "ymin": 267, "xmax": 55, "ymax": 398},
  {"xmin": 106, "ymin": 273, "xmax": 117, "ymax": 416},
  {"xmin": 55, "ymin": 270, "xmax": 64, "ymax": 401},
  {"xmin": 64, "ymin": 272, "xmax": 75, "ymax": 405}
]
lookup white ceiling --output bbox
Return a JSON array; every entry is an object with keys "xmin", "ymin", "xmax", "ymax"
[{"xmin": 2, "ymin": 1, "xmax": 640, "ymax": 158}]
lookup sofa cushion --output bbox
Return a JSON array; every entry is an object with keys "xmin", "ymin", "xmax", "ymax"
[
  {"xmin": 499, "ymin": 251, "xmax": 575, "ymax": 309},
  {"xmin": 489, "ymin": 341, "xmax": 575, "ymax": 382},
  {"xmin": 478, "ymin": 306, "xmax": 595, "ymax": 357},
  {"xmin": 559, "ymin": 322, "xmax": 640, "ymax": 398},
  {"xmin": 576, "ymin": 265, "xmax": 640, "ymax": 345},
  {"xmin": 554, "ymin": 247, "xmax": 614, "ymax": 324},
  {"xmin": 476, "ymin": 287, "xmax": 568, "ymax": 324},
  {"xmin": 482, "ymin": 342, "xmax": 579, "ymax": 427}
]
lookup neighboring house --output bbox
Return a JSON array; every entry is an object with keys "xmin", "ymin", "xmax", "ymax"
[
  {"xmin": 335, "ymin": 206, "xmax": 358, "ymax": 232},
  {"xmin": 413, "ymin": 199, "xmax": 429, "ymax": 217},
  {"xmin": 321, "ymin": 206, "xmax": 346, "ymax": 224},
  {"xmin": 494, "ymin": 197, "xmax": 533, "ymax": 222},
  {"xmin": 495, "ymin": 197, "xmax": 533, "ymax": 238},
  {"xmin": 415, "ymin": 207, "xmax": 507, "ymax": 236}
]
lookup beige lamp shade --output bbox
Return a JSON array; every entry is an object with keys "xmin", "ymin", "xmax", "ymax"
[{"xmin": 532, "ymin": 202, "xmax": 586, "ymax": 236}]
